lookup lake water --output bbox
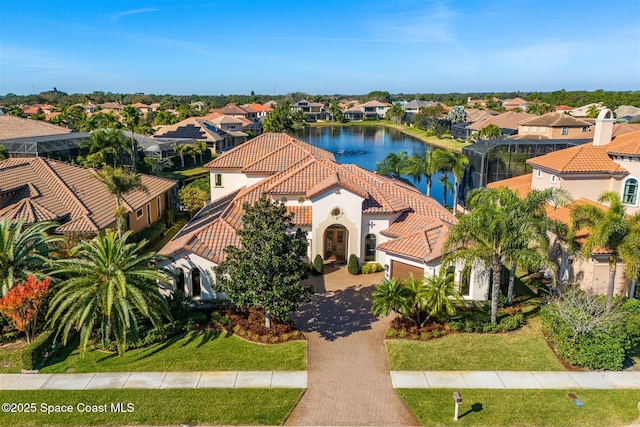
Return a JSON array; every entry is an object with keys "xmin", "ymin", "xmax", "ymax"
[{"xmin": 294, "ymin": 125, "xmax": 452, "ymax": 207}]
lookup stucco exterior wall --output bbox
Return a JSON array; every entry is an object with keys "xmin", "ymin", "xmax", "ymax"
[
  {"xmin": 158, "ymin": 251, "xmax": 222, "ymax": 301},
  {"xmin": 128, "ymin": 193, "xmax": 167, "ymax": 234},
  {"xmin": 210, "ymin": 170, "xmax": 246, "ymax": 201}
]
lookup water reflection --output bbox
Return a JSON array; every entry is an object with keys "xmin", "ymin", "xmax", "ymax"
[{"xmin": 294, "ymin": 126, "xmax": 452, "ymax": 206}]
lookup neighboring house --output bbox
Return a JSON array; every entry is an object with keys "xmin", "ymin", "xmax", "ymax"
[
  {"xmin": 343, "ymin": 105, "xmax": 364, "ymax": 121},
  {"xmin": 131, "ymin": 103, "xmax": 155, "ymax": 115},
  {"xmin": 511, "ymin": 112, "xmax": 593, "ymax": 140},
  {"xmin": 153, "ymin": 117, "xmax": 247, "ymax": 153},
  {"xmin": 210, "ymin": 103, "xmax": 256, "ymax": 122},
  {"xmin": 450, "ymin": 109, "xmax": 500, "ymax": 140},
  {"xmin": 0, "ymin": 157, "xmax": 177, "ymax": 236},
  {"xmin": 99, "ymin": 102, "xmax": 125, "ymax": 112},
  {"xmin": 569, "ymin": 103, "xmax": 603, "ymax": 118},
  {"xmin": 241, "ymin": 103, "xmax": 273, "ymax": 120},
  {"xmin": 292, "ymin": 100, "xmax": 328, "ymax": 120},
  {"xmin": 158, "ymin": 133, "xmax": 487, "ymax": 301},
  {"xmin": 465, "ymin": 111, "xmax": 535, "ymax": 139},
  {"xmin": 501, "ymin": 97, "xmax": 530, "ymax": 111},
  {"xmin": 359, "ymin": 100, "xmax": 392, "ymax": 119},
  {"xmin": 401, "ymin": 99, "xmax": 442, "ymax": 123},
  {"xmin": 490, "ymin": 110, "xmax": 640, "ymax": 298},
  {"xmin": 0, "ymin": 115, "xmax": 89, "ymax": 160},
  {"xmin": 23, "ymin": 104, "xmax": 56, "ymax": 116},
  {"xmin": 615, "ymin": 105, "xmax": 640, "ymax": 123}
]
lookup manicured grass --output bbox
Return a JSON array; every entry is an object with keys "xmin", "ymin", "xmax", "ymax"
[
  {"xmin": 0, "ymin": 339, "xmax": 27, "ymax": 373},
  {"xmin": 40, "ymin": 330, "xmax": 306, "ymax": 373},
  {"xmin": 386, "ymin": 319, "xmax": 564, "ymax": 371},
  {"xmin": 397, "ymin": 389, "xmax": 640, "ymax": 427},
  {"xmin": 157, "ymin": 165, "xmax": 209, "ymax": 182},
  {"xmin": 309, "ymin": 120, "xmax": 469, "ymax": 153},
  {"xmin": 0, "ymin": 389, "xmax": 302, "ymax": 426}
]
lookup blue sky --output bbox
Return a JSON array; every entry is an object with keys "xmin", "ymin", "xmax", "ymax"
[{"xmin": 1, "ymin": 0, "xmax": 639, "ymax": 96}]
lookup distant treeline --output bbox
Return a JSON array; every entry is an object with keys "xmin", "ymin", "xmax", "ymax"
[{"xmin": 1, "ymin": 89, "xmax": 639, "ymax": 109}]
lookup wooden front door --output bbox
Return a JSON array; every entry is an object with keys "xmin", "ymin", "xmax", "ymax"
[{"xmin": 324, "ymin": 226, "xmax": 347, "ymax": 262}]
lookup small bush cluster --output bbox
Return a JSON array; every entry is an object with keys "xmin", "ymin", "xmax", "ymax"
[
  {"xmin": 129, "ymin": 221, "xmax": 166, "ymax": 246},
  {"xmin": 447, "ymin": 314, "xmax": 525, "ymax": 334},
  {"xmin": 385, "ymin": 317, "xmax": 449, "ymax": 341},
  {"xmin": 21, "ymin": 330, "xmax": 55, "ymax": 370},
  {"xmin": 361, "ymin": 263, "xmax": 384, "ymax": 274},
  {"xmin": 221, "ymin": 307, "xmax": 305, "ymax": 344},
  {"xmin": 347, "ymin": 254, "xmax": 360, "ymax": 275},
  {"xmin": 541, "ymin": 290, "xmax": 640, "ymax": 371},
  {"xmin": 312, "ymin": 254, "xmax": 324, "ymax": 275}
]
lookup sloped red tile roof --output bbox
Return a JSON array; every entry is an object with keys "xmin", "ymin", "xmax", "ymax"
[
  {"xmin": 467, "ymin": 111, "xmax": 535, "ymax": 131},
  {"xmin": 153, "ymin": 117, "xmax": 223, "ymax": 142},
  {"xmin": 527, "ymin": 144, "xmax": 626, "ymax": 174},
  {"xmin": 212, "ymin": 103, "xmax": 250, "ymax": 116},
  {"xmin": 286, "ymin": 206, "xmax": 312, "ymax": 226},
  {"xmin": 377, "ymin": 220, "xmax": 450, "ymax": 263},
  {"xmin": 605, "ymin": 129, "xmax": 640, "ymax": 156},
  {"xmin": 518, "ymin": 112, "xmax": 592, "ymax": 127},
  {"xmin": 0, "ymin": 158, "xmax": 176, "ymax": 233},
  {"xmin": 487, "ymin": 173, "xmax": 533, "ymax": 196},
  {"xmin": 0, "ymin": 115, "xmax": 71, "ymax": 140}
]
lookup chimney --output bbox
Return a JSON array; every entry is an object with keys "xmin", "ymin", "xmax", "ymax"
[{"xmin": 593, "ymin": 109, "xmax": 614, "ymax": 146}]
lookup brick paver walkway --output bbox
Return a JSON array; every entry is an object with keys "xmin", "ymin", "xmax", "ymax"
[{"xmin": 285, "ymin": 266, "xmax": 420, "ymax": 426}]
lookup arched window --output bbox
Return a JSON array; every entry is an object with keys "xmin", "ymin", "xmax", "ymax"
[
  {"xmin": 191, "ymin": 269, "xmax": 201, "ymax": 297},
  {"xmin": 364, "ymin": 234, "xmax": 376, "ymax": 262},
  {"xmin": 623, "ymin": 178, "xmax": 638, "ymax": 205},
  {"xmin": 175, "ymin": 268, "xmax": 185, "ymax": 293}
]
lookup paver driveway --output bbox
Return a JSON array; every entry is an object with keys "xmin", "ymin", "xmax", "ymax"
[{"xmin": 285, "ymin": 266, "xmax": 420, "ymax": 426}]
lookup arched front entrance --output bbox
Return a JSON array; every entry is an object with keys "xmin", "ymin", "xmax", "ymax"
[{"xmin": 324, "ymin": 225, "xmax": 347, "ymax": 263}]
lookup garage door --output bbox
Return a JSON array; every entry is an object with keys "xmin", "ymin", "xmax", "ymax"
[{"xmin": 390, "ymin": 260, "xmax": 424, "ymax": 282}]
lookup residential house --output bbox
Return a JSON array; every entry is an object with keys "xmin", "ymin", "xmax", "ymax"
[
  {"xmin": 210, "ymin": 103, "xmax": 257, "ymax": 122},
  {"xmin": 511, "ymin": 112, "xmax": 593, "ymax": 140},
  {"xmin": 0, "ymin": 157, "xmax": 177, "ymax": 236},
  {"xmin": 569, "ymin": 103, "xmax": 603, "ymax": 118},
  {"xmin": 153, "ymin": 117, "xmax": 247, "ymax": 153},
  {"xmin": 99, "ymin": 102, "xmax": 125, "ymax": 113},
  {"xmin": 158, "ymin": 133, "xmax": 487, "ymax": 301},
  {"xmin": 0, "ymin": 115, "xmax": 89, "ymax": 160},
  {"xmin": 501, "ymin": 97, "xmax": 530, "ymax": 111},
  {"xmin": 241, "ymin": 103, "xmax": 273, "ymax": 121},
  {"xmin": 465, "ymin": 111, "xmax": 535, "ymax": 139},
  {"xmin": 450, "ymin": 109, "xmax": 500, "ymax": 140},
  {"xmin": 292, "ymin": 100, "xmax": 328, "ymax": 121},
  {"xmin": 615, "ymin": 105, "xmax": 640, "ymax": 123},
  {"xmin": 343, "ymin": 105, "xmax": 364, "ymax": 121},
  {"xmin": 359, "ymin": 100, "xmax": 392, "ymax": 119},
  {"xmin": 131, "ymin": 103, "xmax": 155, "ymax": 115},
  {"xmin": 23, "ymin": 104, "xmax": 56, "ymax": 116},
  {"xmin": 490, "ymin": 110, "xmax": 640, "ymax": 298},
  {"xmin": 402, "ymin": 100, "xmax": 443, "ymax": 123}
]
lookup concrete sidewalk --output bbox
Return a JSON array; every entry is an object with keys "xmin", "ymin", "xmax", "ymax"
[
  {"xmin": 0, "ymin": 371, "xmax": 306, "ymax": 390},
  {"xmin": 391, "ymin": 371, "xmax": 640, "ymax": 389}
]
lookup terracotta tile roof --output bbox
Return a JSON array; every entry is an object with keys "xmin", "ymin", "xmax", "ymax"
[
  {"xmin": 377, "ymin": 220, "xmax": 450, "ymax": 263},
  {"xmin": 487, "ymin": 173, "xmax": 533, "ymax": 196},
  {"xmin": 212, "ymin": 103, "xmax": 250, "ymax": 116},
  {"xmin": 467, "ymin": 111, "xmax": 535, "ymax": 131},
  {"xmin": 153, "ymin": 117, "xmax": 223, "ymax": 142},
  {"xmin": 204, "ymin": 133, "xmax": 335, "ymax": 170},
  {"xmin": 380, "ymin": 212, "xmax": 440, "ymax": 238},
  {"xmin": 0, "ymin": 115, "xmax": 71, "ymax": 140},
  {"xmin": 0, "ymin": 198, "xmax": 59, "ymax": 223},
  {"xmin": 555, "ymin": 105, "xmax": 573, "ymax": 111},
  {"xmin": 0, "ymin": 157, "xmax": 176, "ymax": 234},
  {"xmin": 185, "ymin": 218, "xmax": 240, "ymax": 264},
  {"xmin": 286, "ymin": 205, "xmax": 312, "ymax": 226},
  {"xmin": 207, "ymin": 114, "xmax": 243, "ymax": 125},
  {"xmin": 243, "ymin": 103, "xmax": 273, "ymax": 113},
  {"xmin": 606, "ymin": 129, "xmax": 640, "ymax": 156},
  {"xmin": 518, "ymin": 112, "xmax": 592, "ymax": 127},
  {"xmin": 527, "ymin": 144, "xmax": 626, "ymax": 174}
]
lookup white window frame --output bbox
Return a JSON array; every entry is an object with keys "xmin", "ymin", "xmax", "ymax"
[
  {"xmin": 536, "ymin": 170, "xmax": 542, "ymax": 178},
  {"xmin": 622, "ymin": 177, "xmax": 639, "ymax": 206},
  {"xmin": 550, "ymin": 174, "xmax": 557, "ymax": 183}
]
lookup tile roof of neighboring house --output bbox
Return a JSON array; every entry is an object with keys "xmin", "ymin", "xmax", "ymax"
[
  {"xmin": 467, "ymin": 111, "xmax": 535, "ymax": 131},
  {"xmin": 153, "ymin": 117, "xmax": 223, "ymax": 142},
  {"xmin": 99, "ymin": 102, "xmax": 125, "ymax": 110},
  {"xmin": 464, "ymin": 109, "xmax": 499, "ymax": 122},
  {"xmin": 0, "ymin": 157, "xmax": 176, "ymax": 234},
  {"xmin": 204, "ymin": 133, "xmax": 335, "ymax": 170},
  {"xmin": 359, "ymin": 100, "xmax": 392, "ymax": 107},
  {"xmin": 293, "ymin": 99, "xmax": 324, "ymax": 108},
  {"xmin": 605, "ymin": 129, "xmax": 640, "ymax": 156},
  {"xmin": 403, "ymin": 100, "xmax": 439, "ymax": 110},
  {"xmin": 518, "ymin": 112, "xmax": 592, "ymax": 127},
  {"xmin": 0, "ymin": 115, "xmax": 71, "ymax": 140},
  {"xmin": 527, "ymin": 144, "xmax": 626, "ymax": 174},
  {"xmin": 207, "ymin": 114, "xmax": 243, "ymax": 125},
  {"xmin": 242, "ymin": 103, "xmax": 273, "ymax": 113},
  {"xmin": 377, "ymin": 219, "xmax": 450, "ymax": 263},
  {"xmin": 164, "ymin": 133, "xmax": 457, "ymax": 264},
  {"xmin": 555, "ymin": 105, "xmax": 573, "ymax": 111},
  {"xmin": 212, "ymin": 103, "xmax": 250, "ymax": 116},
  {"xmin": 502, "ymin": 97, "xmax": 529, "ymax": 107},
  {"xmin": 487, "ymin": 173, "xmax": 533, "ymax": 196}
]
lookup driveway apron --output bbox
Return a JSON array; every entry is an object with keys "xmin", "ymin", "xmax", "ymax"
[{"xmin": 285, "ymin": 267, "xmax": 420, "ymax": 426}]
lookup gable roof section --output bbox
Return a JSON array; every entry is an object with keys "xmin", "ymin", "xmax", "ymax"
[
  {"xmin": 605, "ymin": 129, "xmax": 640, "ymax": 156},
  {"xmin": 0, "ymin": 157, "xmax": 176, "ymax": 233},
  {"xmin": 153, "ymin": 117, "xmax": 223, "ymax": 142},
  {"xmin": 467, "ymin": 111, "xmax": 535, "ymax": 131},
  {"xmin": 0, "ymin": 115, "xmax": 71, "ymax": 140},
  {"xmin": 527, "ymin": 144, "xmax": 626, "ymax": 174},
  {"xmin": 377, "ymin": 219, "xmax": 450, "ymax": 263},
  {"xmin": 518, "ymin": 112, "xmax": 592, "ymax": 127}
]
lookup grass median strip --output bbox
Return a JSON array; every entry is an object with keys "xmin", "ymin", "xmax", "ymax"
[
  {"xmin": 397, "ymin": 389, "xmax": 640, "ymax": 427},
  {"xmin": 40, "ymin": 330, "xmax": 306, "ymax": 373},
  {"xmin": 0, "ymin": 389, "xmax": 303, "ymax": 426},
  {"xmin": 386, "ymin": 320, "xmax": 564, "ymax": 371}
]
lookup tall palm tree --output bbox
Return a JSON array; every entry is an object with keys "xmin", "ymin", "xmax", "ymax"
[
  {"xmin": 477, "ymin": 124, "xmax": 503, "ymax": 140},
  {"xmin": 120, "ymin": 106, "xmax": 140, "ymax": 172},
  {"xmin": 444, "ymin": 187, "xmax": 558, "ymax": 323},
  {"xmin": 192, "ymin": 141, "xmax": 208, "ymax": 163},
  {"xmin": 174, "ymin": 144, "xmax": 189, "ymax": 168},
  {"xmin": 387, "ymin": 104, "xmax": 405, "ymax": 124},
  {"xmin": 404, "ymin": 151, "xmax": 437, "ymax": 197},
  {"xmin": 375, "ymin": 151, "xmax": 409, "ymax": 179},
  {"xmin": 48, "ymin": 230, "xmax": 172, "ymax": 356},
  {"xmin": 0, "ymin": 219, "xmax": 62, "ymax": 297},
  {"xmin": 432, "ymin": 149, "xmax": 456, "ymax": 207},
  {"xmin": 451, "ymin": 154, "xmax": 469, "ymax": 214},
  {"xmin": 570, "ymin": 191, "xmax": 640, "ymax": 311},
  {"xmin": 93, "ymin": 166, "xmax": 148, "ymax": 239}
]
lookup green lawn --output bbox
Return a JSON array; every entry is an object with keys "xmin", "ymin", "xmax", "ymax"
[
  {"xmin": 157, "ymin": 165, "xmax": 209, "ymax": 182},
  {"xmin": 40, "ymin": 330, "xmax": 306, "ymax": 373},
  {"xmin": 0, "ymin": 389, "xmax": 302, "ymax": 426},
  {"xmin": 397, "ymin": 389, "xmax": 640, "ymax": 427},
  {"xmin": 0, "ymin": 339, "xmax": 27, "ymax": 373},
  {"xmin": 386, "ymin": 319, "xmax": 564, "ymax": 371},
  {"xmin": 309, "ymin": 120, "xmax": 469, "ymax": 153},
  {"xmin": 145, "ymin": 214, "xmax": 189, "ymax": 253}
]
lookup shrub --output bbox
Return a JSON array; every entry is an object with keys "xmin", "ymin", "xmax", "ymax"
[
  {"xmin": 188, "ymin": 311, "xmax": 208, "ymax": 325},
  {"xmin": 130, "ymin": 221, "xmax": 166, "ymax": 246},
  {"xmin": 313, "ymin": 254, "xmax": 324, "ymax": 275},
  {"xmin": 361, "ymin": 263, "xmax": 383, "ymax": 274},
  {"xmin": 499, "ymin": 313, "xmax": 525, "ymax": 332},
  {"xmin": 481, "ymin": 322, "xmax": 500, "ymax": 333},
  {"xmin": 448, "ymin": 321, "xmax": 464, "ymax": 331},
  {"xmin": 22, "ymin": 330, "xmax": 55, "ymax": 370},
  {"xmin": 347, "ymin": 254, "xmax": 360, "ymax": 275}
]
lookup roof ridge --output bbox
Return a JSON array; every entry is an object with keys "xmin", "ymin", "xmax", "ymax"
[
  {"xmin": 32, "ymin": 158, "xmax": 90, "ymax": 216},
  {"xmin": 263, "ymin": 158, "xmax": 320, "ymax": 193}
]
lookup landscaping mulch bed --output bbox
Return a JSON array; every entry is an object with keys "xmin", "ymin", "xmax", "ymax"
[
  {"xmin": 216, "ymin": 307, "xmax": 305, "ymax": 344},
  {"xmin": 386, "ymin": 317, "xmax": 450, "ymax": 340}
]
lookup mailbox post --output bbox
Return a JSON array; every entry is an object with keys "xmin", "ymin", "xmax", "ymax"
[{"xmin": 453, "ymin": 391, "xmax": 462, "ymax": 421}]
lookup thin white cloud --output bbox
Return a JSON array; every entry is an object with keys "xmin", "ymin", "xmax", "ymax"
[
  {"xmin": 0, "ymin": 45, "xmax": 85, "ymax": 72},
  {"xmin": 111, "ymin": 8, "xmax": 158, "ymax": 23}
]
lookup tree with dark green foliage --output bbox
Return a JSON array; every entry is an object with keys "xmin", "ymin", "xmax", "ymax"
[
  {"xmin": 121, "ymin": 105, "xmax": 141, "ymax": 172},
  {"xmin": 263, "ymin": 102, "xmax": 295, "ymax": 133},
  {"xmin": 477, "ymin": 123, "xmax": 503, "ymax": 140},
  {"xmin": 0, "ymin": 145, "xmax": 8, "ymax": 160},
  {"xmin": 178, "ymin": 185, "xmax": 208, "ymax": 217},
  {"xmin": 375, "ymin": 151, "xmax": 409, "ymax": 179},
  {"xmin": 348, "ymin": 254, "xmax": 360, "ymax": 275},
  {"xmin": 387, "ymin": 104, "xmax": 405, "ymax": 123},
  {"xmin": 215, "ymin": 195, "xmax": 313, "ymax": 328},
  {"xmin": 313, "ymin": 254, "xmax": 324, "ymax": 275}
]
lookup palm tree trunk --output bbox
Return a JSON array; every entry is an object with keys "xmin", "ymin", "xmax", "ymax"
[
  {"xmin": 426, "ymin": 176, "xmax": 431, "ymax": 197},
  {"xmin": 491, "ymin": 257, "xmax": 502, "ymax": 324},
  {"xmin": 606, "ymin": 259, "xmax": 616, "ymax": 312},
  {"xmin": 507, "ymin": 259, "xmax": 516, "ymax": 304},
  {"xmin": 453, "ymin": 182, "xmax": 459, "ymax": 215},
  {"xmin": 130, "ymin": 130, "xmax": 136, "ymax": 173}
]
